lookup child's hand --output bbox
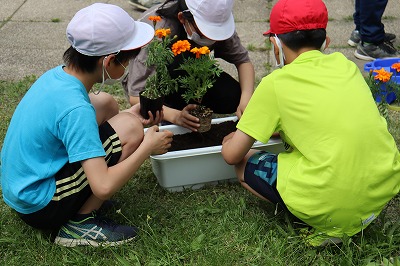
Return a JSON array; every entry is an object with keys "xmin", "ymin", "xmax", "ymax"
[
  {"xmin": 222, "ymin": 132, "xmax": 235, "ymax": 144},
  {"xmin": 175, "ymin": 104, "xmax": 199, "ymax": 132},
  {"xmin": 143, "ymin": 126, "xmax": 173, "ymax": 155},
  {"xmin": 127, "ymin": 104, "xmax": 164, "ymax": 126}
]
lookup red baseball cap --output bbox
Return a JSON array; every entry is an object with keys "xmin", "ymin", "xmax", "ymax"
[{"xmin": 263, "ymin": 0, "xmax": 328, "ymax": 36}]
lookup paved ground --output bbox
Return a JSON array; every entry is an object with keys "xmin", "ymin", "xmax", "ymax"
[{"xmin": 0, "ymin": 0, "xmax": 399, "ymax": 82}]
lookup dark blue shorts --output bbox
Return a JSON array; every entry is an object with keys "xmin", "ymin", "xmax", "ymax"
[{"xmin": 244, "ymin": 151, "xmax": 291, "ymax": 215}]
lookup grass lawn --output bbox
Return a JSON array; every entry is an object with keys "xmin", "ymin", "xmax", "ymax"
[{"xmin": 0, "ymin": 76, "xmax": 399, "ymax": 266}]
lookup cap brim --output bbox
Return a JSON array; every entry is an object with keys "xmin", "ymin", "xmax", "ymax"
[
  {"xmin": 263, "ymin": 29, "xmax": 272, "ymax": 36},
  {"xmin": 194, "ymin": 13, "xmax": 235, "ymax": 41},
  {"xmin": 120, "ymin": 21, "xmax": 154, "ymax": 51}
]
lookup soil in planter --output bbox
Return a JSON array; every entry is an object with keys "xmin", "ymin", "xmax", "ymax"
[{"xmin": 169, "ymin": 120, "xmax": 237, "ymax": 152}]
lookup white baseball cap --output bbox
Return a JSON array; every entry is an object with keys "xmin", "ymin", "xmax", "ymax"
[
  {"xmin": 186, "ymin": 0, "xmax": 235, "ymax": 41},
  {"xmin": 66, "ymin": 3, "xmax": 154, "ymax": 56}
]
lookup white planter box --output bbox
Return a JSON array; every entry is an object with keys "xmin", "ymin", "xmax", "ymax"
[{"xmin": 148, "ymin": 116, "xmax": 284, "ymax": 191}]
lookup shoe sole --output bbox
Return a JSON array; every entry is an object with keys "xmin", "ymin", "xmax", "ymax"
[
  {"xmin": 54, "ymin": 235, "xmax": 136, "ymax": 247},
  {"xmin": 347, "ymin": 39, "xmax": 358, "ymax": 47},
  {"xmin": 318, "ymin": 237, "xmax": 343, "ymax": 247},
  {"xmin": 348, "ymin": 37, "xmax": 396, "ymax": 48},
  {"xmin": 354, "ymin": 49, "xmax": 398, "ymax": 61},
  {"xmin": 354, "ymin": 50, "xmax": 375, "ymax": 61}
]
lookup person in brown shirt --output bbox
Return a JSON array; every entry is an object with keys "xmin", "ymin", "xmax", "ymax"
[{"xmin": 122, "ymin": 0, "xmax": 255, "ymax": 131}]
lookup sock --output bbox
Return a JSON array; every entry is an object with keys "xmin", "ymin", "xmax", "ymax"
[{"xmin": 70, "ymin": 212, "xmax": 93, "ymax": 222}]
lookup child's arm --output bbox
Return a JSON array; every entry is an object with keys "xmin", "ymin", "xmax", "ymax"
[
  {"xmin": 81, "ymin": 126, "xmax": 173, "ymax": 200},
  {"xmin": 222, "ymin": 129, "xmax": 255, "ymax": 165}
]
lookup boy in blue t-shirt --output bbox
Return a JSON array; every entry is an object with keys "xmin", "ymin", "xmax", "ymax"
[{"xmin": 1, "ymin": 3, "xmax": 173, "ymax": 247}]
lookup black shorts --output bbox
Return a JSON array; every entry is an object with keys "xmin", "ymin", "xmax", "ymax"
[{"xmin": 18, "ymin": 122, "xmax": 122, "ymax": 230}]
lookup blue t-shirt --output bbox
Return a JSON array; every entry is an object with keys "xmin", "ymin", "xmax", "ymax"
[{"xmin": 1, "ymin": 66, "xmax": 106, "ymax": 214}]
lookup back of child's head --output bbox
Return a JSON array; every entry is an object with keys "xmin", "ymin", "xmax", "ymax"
[{"xmin": 264, "ymin": 0, "xmax": 328, "ymax": 51}]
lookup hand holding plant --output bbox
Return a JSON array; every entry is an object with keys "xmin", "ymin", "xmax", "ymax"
[{"xmin": 171, "ymin": 40, "xmax": 223, "ymax": 132}]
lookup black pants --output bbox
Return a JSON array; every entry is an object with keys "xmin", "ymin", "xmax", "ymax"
[
  {"xmin": 353, "ymin": 0, "xmax": 388, "ymax": 43},
  {"xmin": 164, "ymin": 71, "xmax": 241, "ymax": 113}
]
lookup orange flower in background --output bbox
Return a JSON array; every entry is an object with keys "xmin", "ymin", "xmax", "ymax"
[
  {"xmin": 374, "ymin": 68, "xmax": 393, "ymax": 83},
  {"xmin": 392, "ymin": 63, "xmax": 400, "ymax": 73},
  {"xmin": 148, "ymin": 16, "xmax": 162, "ymax": 27},
  {"xmin": 141, "ymin": 16, "xmax": 178, "ymax": 101},
  {"xmin": 172, "ymin": 40, "xmax": 191, "ymax": 56},
  {"xmin": 149, "ymin": 16, "xmax": 161, "ymax": 22},
  {"xmin": 155, "ymin": 28, "xmax": 171, "ymax": 39},
  {"xmin": 190, "ymin": 46, "xmax": 210, "ymax": 58}
]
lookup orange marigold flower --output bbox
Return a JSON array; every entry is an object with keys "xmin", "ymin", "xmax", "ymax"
[
  {"xmin": 392, "ymin": 63, "xmax": 400, "ymax": 73},
  {"xmin": 149, "ymin": 16, "xmax": 162, "ymax": 27},
  {"xmin": 148, "ymin": 16, "xmax": 161, "ymax": 22},
  {"xmin": 373, "ymin": 67, "xmax": 392, "ymax": 83},
  {"xmin": 190, "ymin": 47, "xmax": 201, "ymax": 58},
  {"xmin": 155, "ymin": 28, "xmax": 170, "ymax": 38},
  {"xmin": 190, "ymin": 46, "xmax": 210, "ymax": 58},
  {"xmin": 199, "ymin": 46, "xmax": 210, "ymax": 55},
  {"xmin": 172, "ymin": 40, "xmax": 191, "ymax": 56}
]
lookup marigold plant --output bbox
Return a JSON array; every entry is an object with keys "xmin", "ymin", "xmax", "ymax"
[
  {"xmin": 366, "ymin": 64, "xmax": 400, "ymax": 120},
  {"xmin": 141, "ymin": 17, "xmax": 178, "ymax": 99},
  {"xmin": 173, "ymin": 40, "xmax": 222, "ymax": 104}
]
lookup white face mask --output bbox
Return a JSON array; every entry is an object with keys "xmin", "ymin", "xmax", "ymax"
[
  {"xmin": 184, "ymin": 23, "xmax": 216, "ymax": 47},
  {"xmin": 320, "ymin": 39, "xmax": 327, "ymax": 52},
  {"xmin": 271, "ymin": 35, "xmax": 285, "ymax": 68},
  {"xmin": 271, "ymin": 36, "xmax": 327, "ymax": 69},
  {"xmin": 102, "ymin": 56, "xmax": 129, "ymax": 85}
]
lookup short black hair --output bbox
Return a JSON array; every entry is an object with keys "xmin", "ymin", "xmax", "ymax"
[
  {"xmin": 277, "ymin": 29, "xmax": 326, "ymax": 52},
  {"xmin": 156, "ymin": 0, "xmax": 191, "ymax": 19},
  {"xmin": 156, "ymin": 0, "xmax": 191, "ymax": 40},
  {"xmin": 63, "ymin": 46, "xmax": 141, "ymax": 73}
]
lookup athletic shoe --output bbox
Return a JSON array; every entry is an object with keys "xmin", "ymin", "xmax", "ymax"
[
  {"xmin": 299, "ymin": 228, "xmax": 343, "ymax": 247},
  {"xmin": 354, "ymin": 42, "xmax": 398, "ymax": 61},
  {"xmin": 54, "ymin": 211, "xmax": 138, "ymax": 247},
  {"xmin": 128, "ymin": 0, "xmax": 162, "ymax": 11},
  {"xmin": 347, "ymin": 30, "xmax": 397, "ymax": 47}
]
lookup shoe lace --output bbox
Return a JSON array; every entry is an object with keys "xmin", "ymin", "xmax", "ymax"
[
  {"xmin": 380, "ymin": 42, "xmax": 397, "ymax": 54},
  {"xmin": 91, "ymin": 210, "xmax": 119, "ymax": 230}
]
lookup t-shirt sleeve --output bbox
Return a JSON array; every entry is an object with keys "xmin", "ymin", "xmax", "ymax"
[
  {"xmin": 237, "ymin": 75, "xmax": 281, "ymax": 143},
  {"xmin": 124, "ymin": 48, "xmax": 156, "ymax": 97},
  {"xmin": 213, "ymin": 32, "xmax": 251, "ymax": 65},
  {"xmin": 58, "ymin": 105, "xmax": 106, "ymax": 163}
]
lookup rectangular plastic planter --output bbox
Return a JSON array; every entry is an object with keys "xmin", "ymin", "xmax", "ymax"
[{"xmin": 148, "ymin": 116, "xmax": 284, "ymax": 192}]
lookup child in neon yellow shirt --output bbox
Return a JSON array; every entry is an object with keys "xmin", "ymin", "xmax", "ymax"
[{"xmin": 222, "ymin": 0, "xmax": 400, "ymax": 246}]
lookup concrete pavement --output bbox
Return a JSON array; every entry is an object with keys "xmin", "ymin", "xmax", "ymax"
[{"xmin": 0, "ymin": 0, "xmax": 399, "ymax": 82}]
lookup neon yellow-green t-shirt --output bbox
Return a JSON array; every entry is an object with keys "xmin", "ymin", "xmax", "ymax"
[{"xmin": 238, "ymin": 50, "xmax": 400, "ymax": 237}]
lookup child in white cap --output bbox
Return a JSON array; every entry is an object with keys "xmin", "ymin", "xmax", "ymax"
[
  {"xmin": 122, "ymin": 0, "xmax": 255, "ymax": 132},
  {"xmin": 1, "ymin": 3, "xmax": 173, "ymax": 247},
  {"xmin": 222, "ymin": 0, "xmax": 400, "ymax": 246}
]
